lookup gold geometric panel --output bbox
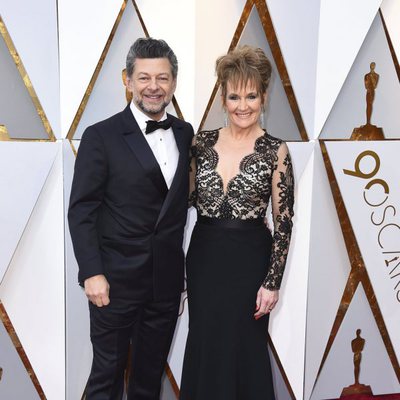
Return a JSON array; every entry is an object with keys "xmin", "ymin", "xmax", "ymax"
[
  {"xmin": 315, "ymin": 140, "xmax": 400, "ymax": 394},
  {"xmin": 319, "ymin": 11, "xmax": 400, "ymax": 140},
  {"xmin": 268, "ymin": 336, "xmax": 296, "ymax": 400},
  {"xmin": 67, "ymin": 0, "xmax": 183, "ymax": 143},
  {"xmin": 0, "ymin": 16, "xmax": 54, "ymax": 141},
  {"xmin": 0, "ymin": 302, "xmax": 45, "ymax": 399},
  {"xmin": 66, "ymin": 0, "xmax": 127, "ymax": 141},
  {"xmin": 311, "ymin": 285, "xmax": 400, "ymax": 398},
  {"xmin": 199, "ymin": 0, "xmax": 308, "ymax": 142},
  {"xmin": 380, "ymin": 9, "xmax": 400, "ymax": 83}
]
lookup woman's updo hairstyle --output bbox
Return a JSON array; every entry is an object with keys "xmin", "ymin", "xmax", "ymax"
[{"xmin": 216, "ymin": 45, "xmax": 272, "ymax": 104}]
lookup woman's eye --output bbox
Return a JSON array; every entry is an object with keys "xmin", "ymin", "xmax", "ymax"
[{"xmin": 228, "ymin": 95, "xmax": 238, "ymax": 100}]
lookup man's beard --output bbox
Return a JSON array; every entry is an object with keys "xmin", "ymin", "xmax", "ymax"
[{"xmin": 134, "ymin": 96, "xmax": 171, "ymax": 116}]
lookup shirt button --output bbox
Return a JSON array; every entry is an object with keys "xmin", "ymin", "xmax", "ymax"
[{"xmin": 164, "ymin": 162, "xmax": 167, "ymax": 165}]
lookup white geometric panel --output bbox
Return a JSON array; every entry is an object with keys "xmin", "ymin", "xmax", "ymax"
[
  {"xmin": 269, "ymin": 142, "xmax": 315, "ymax": 400},
  {"xmin": 160, "ymin": 373, "xmax": 177, "ymax": 400},
  {"xmin": 0, "ymin": 0, "xmax": 60, "ymax": 136},
  {"xmin": 311, "ymin": 285, "xmax": 400, "ymax": 399},
  {"xmin": 287, "ymin": 142, "xmax": 315, "ymax": 181},
  {"xmin": 168, "ymin": 207, "xmax": 196, "ymax": 387},
  {"xmin": 381, "ymin": 0, "xmax": 400, "ymax": 67},
  {"xmin": 202, "ymin": 6, "xmax": 302, "ymax": 141},
  {"xmin": 0, "ymin": 143, "xmax": 65, "ymax": 400},
  {"xmin": 70, "ymin": 0, "xmax": 148, "ymax": 140},
  {"xmin": 135, "ymin": 0, "xmax": 196, "ymax": 124},
  {"xmin": 269, "ymin": 345, "xmax": 294, "ymax": 400},
  {"xmin": 268, "ymin": 0, "xmax": 321, "ymax": 138},
  {"xmin": 0, "ymin": 27, "xmax": 49, "ymax": 140},
  {"xmin": 193, "ymin": 0, "xmax": 247, "ymax": 129},
  {"xmin": 0, "ymin": 142, "xmax": 59, "ymax": 283},
  {"xmin": 0, "ymin": 317, "xmax": 40, "ymax": 400},
  {"xmin": 58, "ymin": 0, "xmax": 124, "ymax": 137},
  {"xmin": 320, "ymin": 12, "xmax": 400, "ymax": 139},
  {"xmin": 315, "ymin": 0, "xmax": 382, "ymax": 139},
  {"xmin": 168, "ymin": 300, "xmax": 189, "ymax": 387},
  {"xmin": 327, "ymin": 140, "xmax": 400, "ymax": 363},
  {"xmin": 304, "ymin": 144, "xmax": 351, "ymax": 400},
  {"xmin": 63, "ymin": 141, "xmax": 92, "ymax": 400}
]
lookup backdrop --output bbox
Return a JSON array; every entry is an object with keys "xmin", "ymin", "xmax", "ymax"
[{"xmin": 0, "ymin": 1, "xmax": 400, "ymax": 399}]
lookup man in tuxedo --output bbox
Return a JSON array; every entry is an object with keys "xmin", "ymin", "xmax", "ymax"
[{"xmin": 68, "ymin": 37, "xmax": 194, "ymax": 399}]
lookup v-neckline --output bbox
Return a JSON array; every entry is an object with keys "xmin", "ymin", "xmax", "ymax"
[{"xmin": 211, "ymin": 128, "xmax": 266, "ymax": 196}]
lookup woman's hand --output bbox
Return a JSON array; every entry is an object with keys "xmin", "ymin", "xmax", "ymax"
[{"xmin": 254, "ymin": 286, "xmax": 279, "ymax": 319}]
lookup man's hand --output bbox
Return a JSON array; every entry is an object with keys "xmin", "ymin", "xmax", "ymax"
[{"xmin": 84, "ymin": 274, "xmax": 110, "ymax": 307}]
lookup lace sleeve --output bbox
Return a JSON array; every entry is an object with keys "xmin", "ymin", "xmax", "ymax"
[
  {"xmin": 262, "ymin": 142, "xmax": 294, "ymax": 290},
  {"xmin": 188, "ymin": 135, "xmax": 197, "ymax": 208}
]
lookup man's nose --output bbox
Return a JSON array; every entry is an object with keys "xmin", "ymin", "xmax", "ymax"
[{"xmin": 148, "ymin": 78, "xmax": 159, "ymax": 91}]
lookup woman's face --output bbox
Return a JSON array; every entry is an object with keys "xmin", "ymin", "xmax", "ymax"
[{"xmin": 224, "ymin": 81, "xmax": 264, "ymax": 130}]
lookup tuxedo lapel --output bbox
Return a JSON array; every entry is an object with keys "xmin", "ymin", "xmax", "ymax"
[
  {"xmin": 156, "ymin": 119, "xmax": 186, "ymax": 226},
  {"xmin": 121, "ymin": 107, "xmax": 168, "ymax": 198}
]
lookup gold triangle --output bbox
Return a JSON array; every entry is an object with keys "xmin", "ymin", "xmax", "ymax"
[
  {"xmin": 67, "ymin": 0, "xmax": 185, "ymax": 148},
  {"xmin": 313, "ymin": 140, "xmax": 400, "ymax": 393},
  {"xmin": 380, "ymin": 9, "xmax": 400, "ymax": 83},
  {"xmin": 0, "ymin": 301, "xmax": 46, "ymax": 399},
  {"xmin": 0, "ymin": 16, "xmax": 55, "ymax": 142},
  {"xmin": 66, "ymin": 0, "xmax": 128, "ymax": 142},
  {"xmin": 198, "ymin": 0, "xmax": 308, "ymax": 141},
  {"xmin": 268, "ymin": 335, "xmax": 296, "ymax": 399}
]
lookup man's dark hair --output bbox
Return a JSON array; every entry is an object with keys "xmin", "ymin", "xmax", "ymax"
[{"xmin": 126, "ymin": 37, "xmax": 178, "ymax": 79}]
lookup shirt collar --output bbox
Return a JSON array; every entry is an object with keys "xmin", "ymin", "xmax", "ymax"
[{"xmin": 130, "ymin": 102, "xmax": 168, "ymax": 133}]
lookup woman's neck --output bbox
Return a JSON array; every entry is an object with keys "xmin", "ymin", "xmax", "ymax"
[{"xmin": 224, "ymin": 124, "xmax": 263, "ymax": 141}]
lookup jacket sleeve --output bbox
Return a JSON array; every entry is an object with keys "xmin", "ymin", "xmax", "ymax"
[{"xmin": 68, "ymin": 126, "xmax": 108, "ymax": 284}]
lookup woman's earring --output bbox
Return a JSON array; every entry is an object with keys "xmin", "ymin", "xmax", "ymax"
[
  {"xmin": 223, "ymin": 109, "xmax": 228, "ymax": 127},
  {"xmin": 260, "ymin": 106, "xmax": 265, "ymax": 130}
]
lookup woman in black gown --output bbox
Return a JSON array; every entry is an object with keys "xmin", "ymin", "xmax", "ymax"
[{"xmin": 180, "ymin": 46, "xmax": 294, "ymax": 400}]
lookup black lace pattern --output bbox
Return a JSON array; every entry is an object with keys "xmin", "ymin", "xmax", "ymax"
[{"xmin": 190, "ymin": 129, "xmax": 294, "ymax": 290}]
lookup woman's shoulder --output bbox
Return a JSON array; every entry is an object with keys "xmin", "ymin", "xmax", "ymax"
[
  {"xmin": 258, "ymin": 131, "xmax": 288, "ymax": 152},
  {"xmin": 193, "ymin": 128, "xmax": 221, "ymax": 147},
  {"xmin": 263, "ymin": 131, "xmax": 285, "ymax": 145}
]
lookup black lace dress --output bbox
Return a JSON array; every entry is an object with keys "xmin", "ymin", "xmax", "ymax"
[{"xmin": 180, "ymin": 129, "xmax": 294, "ymax": 400}]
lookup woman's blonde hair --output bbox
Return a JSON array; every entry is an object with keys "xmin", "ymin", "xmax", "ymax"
[{"xmin": 216, "ymin": 45, "xmax": 272, "ymax": 104}]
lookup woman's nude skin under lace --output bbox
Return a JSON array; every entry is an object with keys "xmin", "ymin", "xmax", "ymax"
[{"xmin": 189, "ymin": 128, "xmax": 294, "ymax": 290}]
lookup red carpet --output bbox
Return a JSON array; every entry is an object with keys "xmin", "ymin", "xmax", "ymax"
[{"xmin": 328, "ymin": 394, "xmax": 400, "ymax": 400}]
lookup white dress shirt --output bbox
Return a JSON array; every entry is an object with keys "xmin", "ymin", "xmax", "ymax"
[{"xmin": 130, "ymin": 103, "xmax": 179, "ymax": 189}]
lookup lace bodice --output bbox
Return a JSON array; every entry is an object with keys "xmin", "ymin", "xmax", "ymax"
[{"xmin": 189, "ymin": 129, "xmax": 294, "ymax": 290}]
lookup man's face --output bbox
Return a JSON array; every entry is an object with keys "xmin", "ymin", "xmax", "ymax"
[{"xmin": 126, "ymin": 58, "xmax": 176, "ymax": 121}]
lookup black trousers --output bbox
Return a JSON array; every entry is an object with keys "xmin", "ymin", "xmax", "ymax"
[{"xmin": 86, "ymin": 296, "xmax": 180, "ymax": 400}]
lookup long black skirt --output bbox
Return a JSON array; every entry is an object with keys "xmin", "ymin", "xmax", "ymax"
[{"xmin": 180, "ymin": 218, "xmax": 275, "ymax": 400}]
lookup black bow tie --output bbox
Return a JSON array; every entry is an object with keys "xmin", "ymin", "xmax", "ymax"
[{"xmin": 145, "ymin": 117, "xmax": 172, "ymax": 134}]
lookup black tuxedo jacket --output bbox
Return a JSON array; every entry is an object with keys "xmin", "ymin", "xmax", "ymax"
[{"xmin": 68, "ymin": 105, "xmax": 194, "ymax": 301}]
